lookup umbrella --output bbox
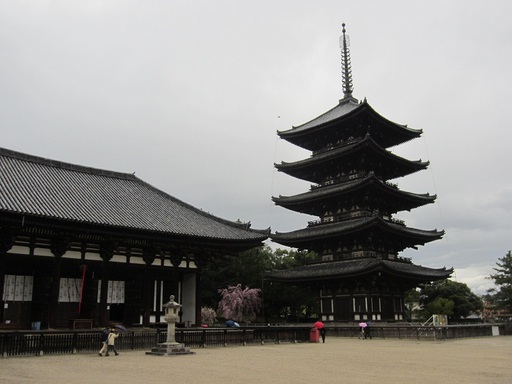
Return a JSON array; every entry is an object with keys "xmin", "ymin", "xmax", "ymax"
[
  {"xmin": 114, "ymin": 324, "xmax": 127, "ymax": 332},
  {"xmin": 225, "ymin": 320, "xmax": 235, "ymax": 327},
  {"xmin": 313, "ymin": 321, "xmax": 325, "ymax": 329},
  {"xmin": 233, "ymin": 322, "xmax": 240, "ymax": 327},
  {"xmin": 359, "ymin": 322, "xmax": 368, "ymax": 328}
]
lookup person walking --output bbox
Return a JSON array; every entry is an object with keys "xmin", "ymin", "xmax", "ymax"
[
  {"xmin": 98, "ymin": 327, "xmax": 110, "ymax": 356},
  {"xmin": 105, "ymin": 329, "xmax": 119, "ymax": 356},
  {"xmin": 313, "ymin": 320, "xmax": 326, "ymax": 343},
  {"xmin": 358, "ymin": 322, "xmax": 367, "ymax": 339},
  {"xmin": 364, "ymin": 323, "xmax": 372, "ymax": 339}
]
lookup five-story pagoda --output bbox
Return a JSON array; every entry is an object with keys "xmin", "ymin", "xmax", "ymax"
[{"xmin": 269, "ymin": 24, "xmax": 452, "ymax": 322}]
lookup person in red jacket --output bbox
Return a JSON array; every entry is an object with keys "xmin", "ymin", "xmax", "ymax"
[{"xmin": 313, "ymin": 320, "xmax": 326, "ymax": 343}]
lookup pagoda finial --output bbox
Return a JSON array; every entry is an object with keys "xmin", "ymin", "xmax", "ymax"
[{"xmin": 339, "ymin": 23, "xmax": 354, "ymax": 100}]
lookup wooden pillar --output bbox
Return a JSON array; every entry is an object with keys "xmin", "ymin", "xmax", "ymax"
[
  {"xmin": 0, "ymin": 256, "xmax": 6, "ymax": 324},
  {"xmin": 155, "ymin": 278, "xmax": 162, "ymax": 323},
  {"xmin": 48, "ymin": 235, "xmax": 68, "ymax": 328},
  {"xmin": 142, "ymin": 246, "xmax": 156, "ymax": 327},
  {"xmin": 99, "ymin": 261, "xmax": 110, "ymax": 326},
  {"xmin": 0, "ymin": 228, "xmax": 14, "ymax": 324},
  {"xmin": 78, "ymin": 264, "xmax": 94, "ymax": 319},
  {"xmin": 48, "ymin": 255, "xmax": 63, "ymax": 327},
  {"xmin": 194, "ymin": 270, "xmax": 202, "ymax": 326},
  {"xmin": 99, "ymin": 241, "xmax": 116, "ymax": 326},
  {"xmin": 78, "ymin": 244, "xmax": 94, "ymax": 321},
  {"xmin": 169, "ymin": 252, "xmax": 182, "ymax": 301},
  {"xmin": 142, "ymin": 268, "xmax": 152, "ymax": 327},
  {"xmin": 31, "ymin": 257, "xmax": 51, "ymax": 329},
  {"xmin": 193, "ymin": 254, "xmax": 206, "ymax": 326}
]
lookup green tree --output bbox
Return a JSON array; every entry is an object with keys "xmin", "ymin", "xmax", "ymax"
[
  {"xmin": 419, "ymin": 279, "xmax": 483, "ymax": 321},
  {"xmin": 485, "ymin": 250, "xmax": 512, "ymax": 312},
  {"xmin": 403, "ymin": 288, "xmax": 422, "ymax": 321},
  {"xmin": 262, "ymin": 248, "xmax": 318, "ymax": 323},
  {"xmin": 200, "ymin": 245, "xmax": 276, "ymax": 309},
  {"xmin": 200, "ymin": 245, "xmax": 319, "ymax": 323},
  {"xmin": 425, "ymin": 297, "xmax": 454, "ymax": 317}
]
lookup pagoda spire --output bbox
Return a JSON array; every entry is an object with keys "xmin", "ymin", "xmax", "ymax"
[{"xmin": 339, "ymin": 23, "xmax": 354, "ymax": 101}]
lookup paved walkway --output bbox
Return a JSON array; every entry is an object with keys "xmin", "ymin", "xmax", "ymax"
[{"xmin": 1, "ymin": 336, "xmax": 511, "ymax": 384}]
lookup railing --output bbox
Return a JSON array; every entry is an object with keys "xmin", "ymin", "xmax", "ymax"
[
  {"xmin": 0, "ymin": 324, "xmax": 508, "ymax": 358},
  {"xmin": 326, "ymin": 323, "xmax": 508, "ymax": 340},
  {"xmin": 0, "ymin": 326, "xmax": 311, "ymax": 357}
]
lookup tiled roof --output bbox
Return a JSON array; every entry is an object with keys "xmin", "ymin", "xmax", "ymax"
[
  {"xmin": 275, "ymin": 135, "xmax": 428, "ymax": 182},
  {"xmin": 278, "ymin": 98, "xmax": 421, "ymax": 136},
  {"xmin": 0, "ymin": 148, "xmax": 269, "ymax": 242},
  {"xmin": 272, "ymin": 174, "xmax": 435, "ymax": 209},
  {"xmin": 289, "ymin": 97, "xmax": 361, "ymax": 132},
  {"xmin": 277, "ymin": 99, "xmax": 423, "ymax": 152},
  {"xmin": 272, "ymin": 216, "xmax": 443, "ymax": 243},
  {"xmin": 266, "ymin": 257, "xmax": 453, "ymax": 282}
]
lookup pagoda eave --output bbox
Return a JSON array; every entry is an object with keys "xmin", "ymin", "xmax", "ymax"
[
  {"xmin": 272, "ymin": 175, "xmax": 436, "ymax": 214},
  {"xmin": 266, "ymin": 258, "xmax": 453, "ymax": 283},
  {"xmin": 271, "ymin": 217, "xmax": 444, "ymax": 249},
  {"xmin": 278, "ymin": 101, "xmax": 422, "ymax": 151},
  {"xmin": 275, "ymin": 137, "xmax": 428, "ymax": 183}
]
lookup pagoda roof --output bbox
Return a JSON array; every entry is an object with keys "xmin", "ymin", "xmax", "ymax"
[
  {"xmin": 271, "ymin": 216, "xmax": 443, "ymax": 249},
  {"xmin": 294, "ymin": 97, "xmax": 361, "ymax": 131},
  {"xmin": 277, "ymin": 99, "xmax": 422, "ymax": 151},
  {"xmin": 0, "ymin": 148, "xmax": 269, "ymax": 244},
  {"xmin": 275, "ymin": 135, "xmax": 428, "ymax": 183},
  {"xmin": 266, "ymin": 257, "xmax": 453, "ymax": 283},
  {"xmin": 272, "ymin": 173, "xmax": 436, "ymax": 215}
]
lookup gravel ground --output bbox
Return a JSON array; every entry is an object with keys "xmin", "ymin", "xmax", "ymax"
[{"xmin": 1, "ymin": 336, "xmax": 511, "ymax": 384}]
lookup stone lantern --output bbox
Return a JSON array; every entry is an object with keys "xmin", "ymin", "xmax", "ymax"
[
  {"xmin": 163, "ymin": 295, "xmax": 180, "ymax": 344},
  {"xmin": 146, "ymin": 295, "xmax": 195, "ymax": 356}
]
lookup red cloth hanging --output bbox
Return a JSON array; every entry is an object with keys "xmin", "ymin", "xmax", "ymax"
[{"xmin": 78, "ymin": 265, "xmax": 87, "ymax": 313}]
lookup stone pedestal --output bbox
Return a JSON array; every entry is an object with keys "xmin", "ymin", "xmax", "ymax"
[
  {"xmin": 146, "ymin": 342, "xmax": 195, "ymax": 356},
  {"xmin": 146, "ymin": 295, "xmax": 195, "ymax": 356}
]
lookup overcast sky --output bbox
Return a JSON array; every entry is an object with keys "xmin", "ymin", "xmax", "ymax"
[{"xmin": 2, "ymin": 1, "xmax": 511, "ymax": 295}]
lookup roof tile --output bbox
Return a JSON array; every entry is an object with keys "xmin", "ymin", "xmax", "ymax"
[{"xmin": 0, "ymin": 148, "xmax": 269, "ymax": 242}]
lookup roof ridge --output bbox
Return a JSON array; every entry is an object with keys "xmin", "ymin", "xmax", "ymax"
[
  {"xmin": 287, "ymin": 99, "xmax": 361, "ymax": 131},
  {"xmin": 0, "ymin": 147, "xmax": 137, "ymax": 181}
]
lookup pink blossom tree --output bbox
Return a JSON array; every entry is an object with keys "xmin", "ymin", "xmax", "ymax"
[{"xmin": 217, "ymin": 284, "xmax": 262, "ymax": 322}]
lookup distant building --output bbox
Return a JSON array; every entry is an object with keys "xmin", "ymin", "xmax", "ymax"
[
  {"xmin": 482, "ymin": 301, "xmax": 512, "ymax": 323},
  {"xmin": 0, "ymin": 148, "xmax": 268, "ymax": 329},
  {"xmin": 268, "ymin": 24, "xmax": 452, "ymax": 322}
]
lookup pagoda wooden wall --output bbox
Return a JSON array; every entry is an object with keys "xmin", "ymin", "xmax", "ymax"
[{"xmin": 320, "ymin": 279, "xmax": 406, "ymax": 322}]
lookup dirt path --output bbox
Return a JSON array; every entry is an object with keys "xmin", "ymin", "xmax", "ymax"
[{"xmin": 1, "ymin": 336, "xmax": 511, "ymax": 384}]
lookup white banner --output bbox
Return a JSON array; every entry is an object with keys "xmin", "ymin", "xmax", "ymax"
[
  {"xmin": 2, "ymin": 275, "xmax": 33, "ymax": 302},
  {"xmin": 58, "ymin": 278, "xmax": 81, "ymax": 303},
  {"xmin": 97, "ymin": 280, "xmax": 125, "ymax": 304}
]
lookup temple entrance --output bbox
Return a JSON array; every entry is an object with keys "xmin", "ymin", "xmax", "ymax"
[
  {"xmin": 109, "ymin": 303, "xmax": 124, "ymax": 322},
  {"xmin": 335, "ymin": 297, "xmax": 351, "ymax": 321},
  {"xmin": 381, "ymin": 297, "xmax": 393, "ymax": 320}
]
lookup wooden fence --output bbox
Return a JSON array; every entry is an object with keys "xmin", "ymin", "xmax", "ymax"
[
  {"xmin": 0, "ymin": 323, "xmax": 509, "ymax": 358},
  {"xmin": 325, "ymin": 323, "xmax": 507, "ymax": 340}
]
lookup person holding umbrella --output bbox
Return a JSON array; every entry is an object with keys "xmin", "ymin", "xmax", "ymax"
[
  {"xmin": 105, "ymin": 328, "xmax": 120, "ymax": 356},
  {"xmin": 313, "ymin": 320, "xmax": 326, "ymax": 343},
  {"xmin": 359, "ymin": 322, "xmax": 368, "ymax": 339},
  {"xmin": 114, "ymin": 324, "xmax": 127, "ymax": 332}
]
